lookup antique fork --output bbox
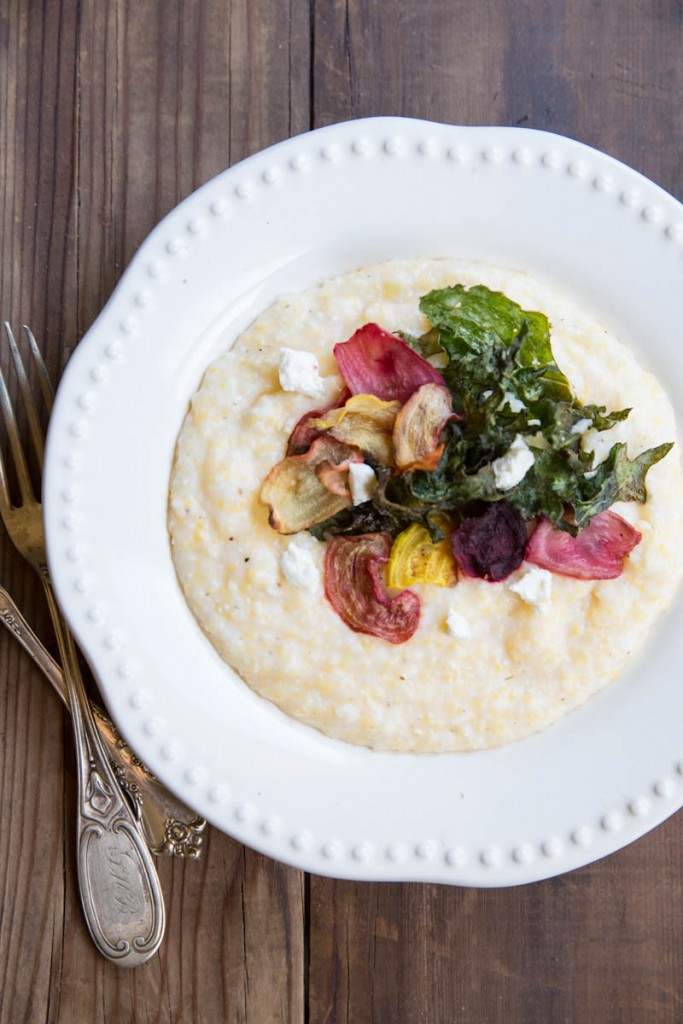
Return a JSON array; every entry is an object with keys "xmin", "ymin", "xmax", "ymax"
[
  {"xmin": 0, "ymin": 326, "xmax": 206, "ymax": 859},
  {"xmin": 0, "ymin": 323, "xmax": 165, "ymax": 966}
]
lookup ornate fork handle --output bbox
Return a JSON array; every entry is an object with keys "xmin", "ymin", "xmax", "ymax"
[
  {"xmin": 42, "ymin": 572, "xmax": 165, "ymax": 966},
  {"xmin": 0, "ymin": 584, "xmax": 205, "ymax": 858},
  {"xmin": 90, "ymin": 705, "xmax": 206, "ymax": 858}
]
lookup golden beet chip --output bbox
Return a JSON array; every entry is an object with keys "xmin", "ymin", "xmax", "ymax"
[
  {"xmin": 260, "ymin": 435, "xmax": 362, "ymax": 534},
  {"xmin": 393, "ymin": 382, "xmax": 455, "ymax": 471},
  {"xmin": 310, "ymin": 393, "xmax": 402, "ymax": 466},
  {"xmin": 386, "ymin": 522, "xmax": 457, "ymax": 588}
]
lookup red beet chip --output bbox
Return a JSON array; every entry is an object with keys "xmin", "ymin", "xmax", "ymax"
[
  {"xmin": 333, "ymin": 323, "xmax": 444, "ymax": 404},
  {"xmin": 324, "ymin": 533, "xmax": 421, "ymax": 644},
  {"xmin": 526, "ymin": 509, "xmax": 641, "ymax": 580},
  {"xmin": 451, "ymin": 502, "xmax": 528, "ymax": 582}
]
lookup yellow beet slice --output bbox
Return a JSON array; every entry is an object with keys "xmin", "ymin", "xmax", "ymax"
[{"xmin": 386, "ymin": 522, "xmax": 457, "ymax": 588}]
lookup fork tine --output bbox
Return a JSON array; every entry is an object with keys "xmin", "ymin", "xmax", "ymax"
[
  {"xmin": 4, "ymin": 322, "xmax": 45, "ymax": 468},
  {"xmin": 0, "ymin": 383, "xmax": 11, "ymax": 518},
  {"xmin": 0, "ymin": 343, "xmax": 35, "ymax": 503},
  {"xmin": 23, "ymin": 325, "xmax": 54, "ymax": 414}
]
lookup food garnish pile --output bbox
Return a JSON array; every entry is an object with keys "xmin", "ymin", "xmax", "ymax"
[{"xmin": 260, "ymin": 285, "xmax": 673, "ymax": 644}]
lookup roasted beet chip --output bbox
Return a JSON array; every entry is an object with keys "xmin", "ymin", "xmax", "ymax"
[
  {"xmin": 451, "ymin": 501, "xmax": 527, "ymax": 581},
  {"xmin": 333, "ymin": 323, "xmax": 444, "ymax": 404},
  {"xmin": 324, "ymin": 533, "xmax": 421, "ymax": 643},
  {"xmin": 260, "ymin": 435, "xmax": 362, "ymax": 533},
  {"xmin": 393, "ymin": 382, "xmax": 456, "ymax": 470},
  {"xmin": 526, "ymin": 509, "xmax": 641, "ymax": 580},
  {"xmin": 310, "ymin": 393, "xmax": 401, "ymax": 466}
]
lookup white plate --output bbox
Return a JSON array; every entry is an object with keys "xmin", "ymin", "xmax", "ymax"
[{"xmin": 44, "ymin": 118, "xmax": 683, "ymax": 886}]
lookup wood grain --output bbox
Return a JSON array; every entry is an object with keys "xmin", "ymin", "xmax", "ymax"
[
  {"xmin": 309, "ymin": 820, "xmax": 683, "ymax": 1023},
  {"xmin": 1, "ymin": 0, "xmax": 683, "ymax": 1021}
]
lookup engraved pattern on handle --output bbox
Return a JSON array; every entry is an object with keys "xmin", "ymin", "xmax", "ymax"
[
  {"xmin": 0, "ymin": 584, "xmax": 206, "ymax": 858},
  {"xmin": 42, "ymin": 573, "xmax": 165, "ymax": 966}
]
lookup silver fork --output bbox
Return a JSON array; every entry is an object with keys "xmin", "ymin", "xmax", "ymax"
[
  {"xmin": 0, "ymin": 327, "xmax": 206, "ymax": 858},
  {"xmin": 0, "ymin": 323, "xmax": 165, "ymax": 966}
]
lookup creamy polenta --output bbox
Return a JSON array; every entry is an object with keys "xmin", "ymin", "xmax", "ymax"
[{"xmin": 168, "ymin": 259, "xmax": 683, "ymax": 752}]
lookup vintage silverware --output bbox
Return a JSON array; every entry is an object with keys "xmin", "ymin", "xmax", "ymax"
[
  {"xmin": 0, "ymin": 581, "xmax": 206, "ymax": 857},
  {"xmin": 0, "ymin": 322, "xmax": 164, "ymax": 966}
]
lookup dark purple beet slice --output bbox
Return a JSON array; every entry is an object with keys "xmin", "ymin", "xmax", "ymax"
[{"xmin": 451, "ymin": 502, "xmax": 527, "ymax": 582}]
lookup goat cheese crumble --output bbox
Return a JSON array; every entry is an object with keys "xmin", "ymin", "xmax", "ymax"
[
  {"xmin": 278, "ymin": 348, "xmax": 325, "ymax": 397},
  {"xmin": 446, "ymin": 609, "xmax": 472, "ymax": 638},
  {"xmin": 280, "ymin": 536, "xmax": 321, "ymax": 592},
  {"xmin": 509, "ymin": 567, "xmax": 553, "ymax": 612},
  {"xmin": 492, "ymin": 435, "xmax": 535, "ymax": 491},
  {"xmin": 348, "ymin": 463, "xmax": 378, "ymax": 505}
]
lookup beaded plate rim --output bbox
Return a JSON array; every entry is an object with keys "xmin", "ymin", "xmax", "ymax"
[{"xmin": 44, "ymin": 118, "xmax": 683, "ymax": 886}]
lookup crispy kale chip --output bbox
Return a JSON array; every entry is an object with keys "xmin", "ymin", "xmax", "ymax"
[
  {"xmin": 308, "ymin": 284, "xmax": 673, "ymax": 542},
  {"xmin": 573, "ymin": 441, "xmax": 673, "ymax": 527},
  {"xmin": 409, "ymin": 284, "xmax": 670, "ymax": 530},
  {"xmin": 420, "ymin": 283, "xmax": 572, "ymax": 407}
]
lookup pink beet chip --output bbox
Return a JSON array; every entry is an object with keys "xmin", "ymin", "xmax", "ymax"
[
  {"xmin": 525, "ymin": 509, "xmax": 642, "ymax": 580},
  {"xmin": 333, "ymin": 323, "xmax": 444, "ymax": 404},
  {"xmin": 324, "ymin": 533, "xmax": 420, "ymax": 644}
]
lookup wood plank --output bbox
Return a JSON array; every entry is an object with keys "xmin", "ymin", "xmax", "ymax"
[
  {"xmin": 51, "ymin": 838, "xmax": 305, "ymax": 1024},
  {"xmin": 0, "ymin": 2, "xmax": 78, "ymax": 1019},
  {"xmin": 0, "ymin": 0, "xmax": 80, "ymax": 366},
  {"xmin": 312, "ymin": 0, "xmax": 683, "ymax": 203},
  {"xmin": 560, "ymin": 0, "xmax": 683, "ymax": 197},
  {"xmin": 312, "ymin": 0, "xmax": 509, "ymax": 128},
  {"xmin": 77, "ymin": 0, "xmax": 311, "ymax": 339},
  {"xmin": 0, "ymin": 1, "xmax": 310, "ymax": 1020},
  {"xmin": 308, "ymin": 1, "xmax": 683, "ymax": 1021},
  {"xmin": 310, "ymin": 820, "xmax": 683, "ymax": 1024}
]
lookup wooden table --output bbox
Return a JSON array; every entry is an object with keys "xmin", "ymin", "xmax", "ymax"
[{"xmin": 1, "ymin": 2, "xmax": 682, "ymax": 1021}]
